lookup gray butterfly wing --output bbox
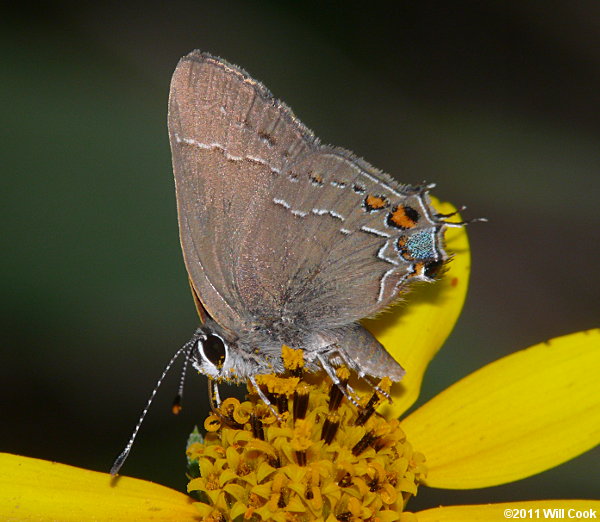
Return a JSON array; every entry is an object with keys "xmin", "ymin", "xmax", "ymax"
[
  {"xmin": 168, "ymin": 51, "xmax": 318, "ymax": 335},
  {"xmin": 263, "ymin": 147, "xmax": 447, "ymax": 329},
  {"xmin": 169, "ymin": 51, "xmax": 446, "ymax": 338}
]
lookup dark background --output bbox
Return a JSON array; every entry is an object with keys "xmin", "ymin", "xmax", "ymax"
[{"xmin": 2, "ymin": 0, "xmax": 598, "ymax": 509}]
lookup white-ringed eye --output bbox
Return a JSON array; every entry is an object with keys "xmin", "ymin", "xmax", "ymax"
[{"xmin": 199, "ymin": 334, "xmax": 227, "ymax": 369}]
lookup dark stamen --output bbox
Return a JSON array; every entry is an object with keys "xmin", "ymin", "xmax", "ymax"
[
  {"xmin": 328, "ymin": 379, "xmax": 346, "ymax": 411},
  {"xmin": 305, "ymin": 485, "xmax": 314, "ymax": 500},
  {"xmin": 321, "ymin": 414, "xmax": 340, "ymax": 445},
  {"xmin": 265, "ymin": 391, "xmax": 277, "ymax": 407},
  {"xmin": 293, "ymin": 386, "xmax": 309, "ymax": 420},
  {"xmin": 277, "ymin": 488, "xmax": 288, "ymax": 508},
  {"xmin": 372, "ymin": 437, "xmax": 386, "ymax": 452},
  {"xmin": 295, "ymin": 450, "xmax": 307, "ymax": 466},
  {"xmin": 250, "ymin": 414, "xmax": 264, "ymax": 440},
  {"xmin": 276, "ymin": 394, "xmax": 288, "ymax": 414},
  {"xmin": 352, "ymin": 430, "xmax": 378, "ymax": 456},
  {"xmin": 355, "ymin": 392, "xmax": 379, "ymax": 426},
  {"xmin": 338, "ymin": 473, "xmax": 353, "ymax": 488}
]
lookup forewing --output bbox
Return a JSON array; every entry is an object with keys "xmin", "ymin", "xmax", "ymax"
[{"xmin": 168, "ymin": 51, "xmax": 317, "ymax": 333}]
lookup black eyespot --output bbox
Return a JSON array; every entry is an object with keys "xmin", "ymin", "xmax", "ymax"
[
  {"xmin": 424, "ymin": 259, "xmax": 444, "ymax": 279},
  {"xmin": 202, "ymin": 334, "xmax": 226, "ymax": 368}
]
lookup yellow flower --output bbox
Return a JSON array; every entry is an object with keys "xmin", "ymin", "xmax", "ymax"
[
  {"xmin": 1, "ymin": 201, "xmax": 598, "ymax": 521},
  {"xmin": 187, "ymin": 370, "xmax": 426, "ymax": 520}
]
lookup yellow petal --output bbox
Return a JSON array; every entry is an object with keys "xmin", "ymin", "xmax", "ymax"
[
  {"xmin": 411, "ymin": 500, "xmax": 600, "ymax": 521},
  {"xmin": 256, "ymin": 461, "xmax": 277, "ymax": 483},
  {"xmin": 402, "ymin": 329, "xmax": 600, "ymax": 489},
  {"xmin": 377, "ymin": 510, "xmax": 402, "ymax": 522},
  {"xmin": 222, "ymin": 482, "xmax": 247, "ymax": 502},
  {"xmin": 363, "ymin": 200, "xmax": 470, "ymax": 418},
  {"xmin": 229, "ymin": 501, "xmax": 248, "ymax": 520},
  {"xmin": 0, "ymin": 453, "xmax": 199, "ymax": 521}
]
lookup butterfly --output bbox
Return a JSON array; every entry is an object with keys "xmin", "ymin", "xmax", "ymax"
[
  {"xmin": 168, "ymin": 51, "xmax": 461, "ymax": 400},
  {"xmin": 110, "ymin": 51, "xmax": 466, "ymax": 475}
]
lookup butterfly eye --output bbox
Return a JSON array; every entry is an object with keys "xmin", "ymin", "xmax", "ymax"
[{"xmin": 200, "ymin": 334, "xmax": 227, "ymax": 369}]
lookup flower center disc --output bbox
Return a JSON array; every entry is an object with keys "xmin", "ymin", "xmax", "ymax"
[{"xmin": 186, "ymin": 349, "xmax": 427, "ymax": 521}]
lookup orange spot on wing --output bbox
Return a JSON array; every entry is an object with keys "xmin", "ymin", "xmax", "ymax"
[
  {"xmin": 411, "ymin": 262, "xmax": 425, "ymax": 277},
  {"xmin": 396, "ymin": 236, "xmax": 414, "ymax": 261},
  {"xmin": 365, "ymin": 194, "xmax": 388, "ymax": 210},
  {"xmin": 389, "ymin": 205, "xmax": 418, "ymax": 229},
  {"xmin": 309, "ymin": 173, "xmax": 324, "ymax": 185}
]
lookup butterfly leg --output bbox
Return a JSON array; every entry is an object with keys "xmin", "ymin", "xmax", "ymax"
[
  {"xmin": 361, "ymin": 374, "xmax": 393, "ymax": 403},
  {"xmin": 316, "ymin": 353, "xmax": 360, "ymax": 407},
  {"xmin": 248, "ymin": 375, "xmax": 283, "ymax": 419},
  {"xmin": 208, "ymin": 377, "xmax": 283, "ymax": 423},
  {"xmin": 327, "ymin": 348, "xmax": 392, "ymax": 403},
  {"xmin": 335, "ymin": 349, "xmax": 393, "ymax": 402},
  {"xmin": 208, "ymin": 378, "xmax": 222, "ymax": 412}
]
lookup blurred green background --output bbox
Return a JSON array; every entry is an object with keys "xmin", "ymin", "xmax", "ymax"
[{"xmin": 1, "ymin": 0, "xmax": 598, "ymax": 508}]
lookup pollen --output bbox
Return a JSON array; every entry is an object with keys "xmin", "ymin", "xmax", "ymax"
[
  {"xmin": 282, "ymin": 345, "xmax": 305, "ymax": 371},
  {"xmin": 187, "ymin": 358, "xmax": 427, "ymax": 520},
  {"xmin": 256, "ymin": 374, "xmax": 300, "ymax": 396},
  {"xmin": 291, "ymin": 419, "xmax": 313, "ymax": 451},
  {"xmin": 336, "ymin": 366, "xmax": 351, "ymax": 382}
]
